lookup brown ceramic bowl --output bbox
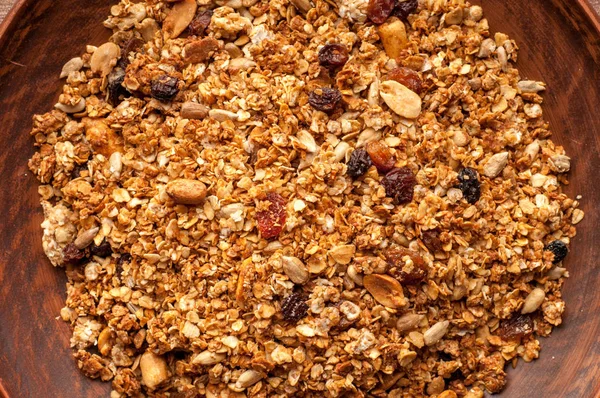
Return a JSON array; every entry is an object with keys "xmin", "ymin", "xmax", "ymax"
[{"xmin": 0, "ymin": 1, "xmax": 599, "ymax": 397}]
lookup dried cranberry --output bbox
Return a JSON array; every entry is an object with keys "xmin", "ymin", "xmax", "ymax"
[
  {"xmin": 497, "ymin": 314, "xmax": 534, "ymax": 341},
  {"xmin": 366, "ymin": 141, "xmax": 395, "ymax": 172},
  {"xmin": 544, "ymin": 240, "xmax": 568, "ymax": 264},
  {"xmin": 256, "ymin": 193, "xmax": 287, "ymax": 239},
  {"xmin": 62, "ymin": 243, "xmax": 87, "ymax": 266},
  {"xmin": 421, "ymin": 229, "xmax": 443, "ymax": 253},
  {"xmin": 188, "ymin": 10, "xmax": 213, "ymax": 36},
  {"xmin": 281, "ymin": 292, "xmax": 308, "ymax": 322},
  {"xmin": 308, "ymin": 87, "xmax": 342, "ymax": 113},
  {"xmin": 457, "ymin": 168, "xmax": 481, "ymax": 204},
  {"xmin": 318, "ymin": 43, "xmax": 349, "ymax": 70},
  {"xmin": 346, "ymin": 149, "xmax": 372, "ymax": 179},
  {"xmin": 90, "ymin": 240, "xmax": 113, "ymax": 258},
  {"xmin": 367, "ymin": 0, "xmax": 395, "ymax": 24},
  {"xmin": 151, "ymin": 75, "xmax": 180, "ymax": 102},
  {"xmin": 387, "ymin": 67, "xmax": 423, "ymax": 94},
  {"xmin": 107, "ymin": 68, "xmax": 127, "ymax": 105},
  {"xmin": 385, "ymin": 247, "xmax": 427, "ymax": 285},
  {"xmin": 382, "ymin": 167, "xmax": 417, "ymax": 204},
  {"xmin": 392, "ymin": 0, "xmax": 418, "ymax": 21}
]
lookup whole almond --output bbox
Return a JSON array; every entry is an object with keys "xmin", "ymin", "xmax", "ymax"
[
  {"xmin": 181, "ymin": 102, "xmax": 210, "ymax": 119},
  {"xmin": 396, "ymin": 313, "xmax": 424, "ymax": 332},
  {"xmin": 166, "ymin": 179, "xmax": 207, "ymax": 205},
  {"xmin": 363, "ymin": 274, "xmax": 406, "ymax": 309},
  {"xmin": 163, "ymin": 0, "xmax": 197, "ymax": 39}
]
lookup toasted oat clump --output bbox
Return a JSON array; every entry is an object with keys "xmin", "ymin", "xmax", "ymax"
[{"xmin": 28, "ymin": 0, "xmax": 582, "ymax": 396}]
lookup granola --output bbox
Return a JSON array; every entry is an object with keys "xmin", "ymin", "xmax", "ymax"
[{"xmin": 28, "ymin": 0, "xmax": 583, "ymax": 396}]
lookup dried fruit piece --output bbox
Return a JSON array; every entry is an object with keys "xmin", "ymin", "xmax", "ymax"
[
  {"xmin": 496, "ymin": 314, "xmax": 533, "ymax": 341},
  {"xmin": 166, "ymin": 179, "xmax": 207, "ymax": 205},
  {"xmin": 387, "ymin": 67, "xmax": 423, "ymax": 94},
  {"xmin": 188, "ymin": 9, "xmax": 213, "ymax": 36},
  {"xmin": 163, "ymin": 0, "xmax": 198, "ymax": 39},
  {"xmin": 346, "ymin": 148, "xmax": 372, "ymax": 178},
  {"xmin": 380, "ymin": 80, "xmax": 422, "ymax": 119},
  {"xmin": 366, "ymin": 141, "xmax": 395, "ymax": 172},
  {"xmin": 256, "ymin": 193, "xmax": 287, "ymax": 239},
  {"xmin": 107, "ymin": 68, "xmax": 127, "ymax": 105},
  {"xmin": 382, "ymin": 167, "xmax": 417, "ymax": 204},
  {"xmin": 281, "ymin": 292, "xmax": 308, "ymax": 322},
  {"xmin": 457, "ymin": 168, "xmax": 481, "ymax": 204},
  {"xmin": 367, "ymin": 0, "xmax": 395, "ymax": 24},
  {"xmin": 62, "ymin": 243, "xmax": 87, "ymax": 265},
  {"xmin": 363, "ymin": 274, "xmax": 406, "ymax": 308},
  {"xmin": 392, "ymin": 0, "xmax": 418, "ymax": 20},
  {"xmin": 308, "ymin": 87, "xmax": 342, "ymax": 113},
  {"xmin": 544, "ymin": 240, "xmax": 568, "ymax": 264},
  {"xmin": 385, "ymin": 247, "xmax": 427, "ymax": 285},
  {"xmin": 90, "ymin": 240, "xmax": 112, "ymax": 258},
  {"xmin": 318, "ymin": 43, "xmax": 349, "ymax": 70},
  {"xmin": 421, "ymin": 229, "xmax": 443, "ymax": 253},
  {"xmin": 151, "ymin": 75, "xmax": 180, "ymax": 102}
]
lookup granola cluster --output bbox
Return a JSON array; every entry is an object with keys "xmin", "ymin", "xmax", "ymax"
[{"xmin": 28, "ymin": 0, "xmax": 583, "ymax": 396}]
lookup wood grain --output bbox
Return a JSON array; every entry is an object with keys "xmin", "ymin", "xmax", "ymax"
[{"xmin": 0, "ymin": 1, "xmax": 599, "ymax": 398}]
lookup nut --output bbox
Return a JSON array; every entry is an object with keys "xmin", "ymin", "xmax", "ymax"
[
  {"xmin": 228, "ymin": 57, "xmax": 257, "ymax": 72},
  {"xmin": 445, "ymin": 8, "xmax": 463, "ymax": 25},
  {"xmin": 423, "ymin": 320, "xmax": 449, "ymax": 346},
  {"xmin": 140, "ymin": 352, "xmax": 170, "ymax": 390},
  {"xmin": 521, "ymin": 288, "xmax": 545, "ymax": 314},
  {"xmin": 181, "ymin": 102, "xmax": 210, "ymax": 119},
  {"xmin": 549, "ymin": 154, "xmax": 570, "ymax": 173},
  {"xmin": 482, "ymin": 152, "xmax": 509, "ymax": 178},
  {"xmin": 296, "ymin": 130, "xmax": 318, "ymax": 153},
  {"xmin": 192, "ymin": 350, "xmax": 226, "ymax": 365},
  {"xmin": 439, "ymin": 391, "xmax": 458, "ymax": 398},
  {"xmin": 363, "ymin": 274, "xmax": 406, "ymax": 309},
  {"xmin": 74, "ymin": 227, "xmax": 99, "ymax": 249},
  {"xmin": 378, "ymin": 17, "xmax": 408, "ymax": 60},
  {"xmin": 163, "ymin": 0, "xmax": 198, "ymax": 39},
  {"xmin": 329, "ymin": 244, "xmax": 356, "ymax": 265},
  {"xmin": 282, "ymin": 256, "xmax": 309, "ymax": 284},
  {"xmin": 518, "ymin": 80, "xmax": 546, "ymax": 93},
  {"xmin": 236, "ymin": 370, "xmax": 264, "ymax": 389},
  {"xmin": 55, "ymin": 98, "xmax": 86, "ymax": 114},
  {"xmin": 184, "ymin": 37, "xmax": 220, "ymax": 64},
  {"xmin": 380, "ymin": 80, "xmax": 422, "ymax": 119},
  {"xmin": 90, "ymin": 42, "xmax": 120, "ymax": 76},
  {"xmin": 396, "ymin": 313, "xmax": 424, "ymax": 332},
  {"xmin": 166, "ymin": 179, "xmax": 207, "ymax": 205},
  {"xmin": 60, "ymin": 57, "xmax": 83, "ymax": 78},
  {"xmin": 97, "ymin": 327, "xmax": 113, "ymax": 356}
]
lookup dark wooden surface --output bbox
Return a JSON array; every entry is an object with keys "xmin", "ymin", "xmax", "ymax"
[{"xmin": 0, "ymin": 1, "xmax": 599, "ymax": 397}]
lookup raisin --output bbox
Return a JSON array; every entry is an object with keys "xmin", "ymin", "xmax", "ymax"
[
  {"xmin": 421, "ymin": 229, "xmax": 443, "ymax": 253},
  {"xmin": 367, "ymin": 0, "xmax": 395, "ymax": 24},
  {"xmin": 151, "ymin": 75, "xmax": 180, "ymax": 102},
  {"xmin": 457, "ymin": 167, "xmax": 481, "ymax": 204},
  {"xmin": 188, "ymin": 10, "xmax": 213, "ymax": 36},
  {"xmin": 90, "ymin": 240, "xmax": 113, "ymax": 258},
  {"xmin": 387, "ymin": 67, "xmax": 423, "ymax": 94},
  {"xmin": 497, "ymin": 314, "xmax": 533, "ymax": 341},
  {"xmin": 385, "ymin": 247, "xmax": 427, "ymax": 285},
  {"xmin": 544, "ymin": 240, "xmax": 568, "ymax": 264},
  {"xmin": 256, "ymin": 193, "xmax": 287, "ymax": 239},
  {"xmin": 382, "ymin": 167, "xmax": 417, "ymax": 204},
  {"xmin": 366, "ymin": 141, "xmax": 395, "ymax": 172},
  {"xmin": 308, "ymin": 87, "xmax": 342, "ymax": 113},
  {"xmin": 62, "ymin": 243, "xmax": 87, "ymax": 266},
  {"xmin": 392, "ymin": 0, "xmax": 418, "ymax": 21},
  {"xmin": 346, "ymin": 148, "xmax": 372, "ymax": 179},
  {"xmin": 318, "ymin": 43, "xmax": 349, "ymax": 70},
  {"xmin": 107, "ymin": 68, "xmax": 127, "ymax": 105},
  {"xmin": 116, "ymin": 253, "xmax": 132, "ymax": 275},
  {"xmin": 118, "ymin": 38, "xmax": 144, "ymax": 69},
  {"xmin": 281, "ymin": 292, "xmax": 308, "ymax": 322}
]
